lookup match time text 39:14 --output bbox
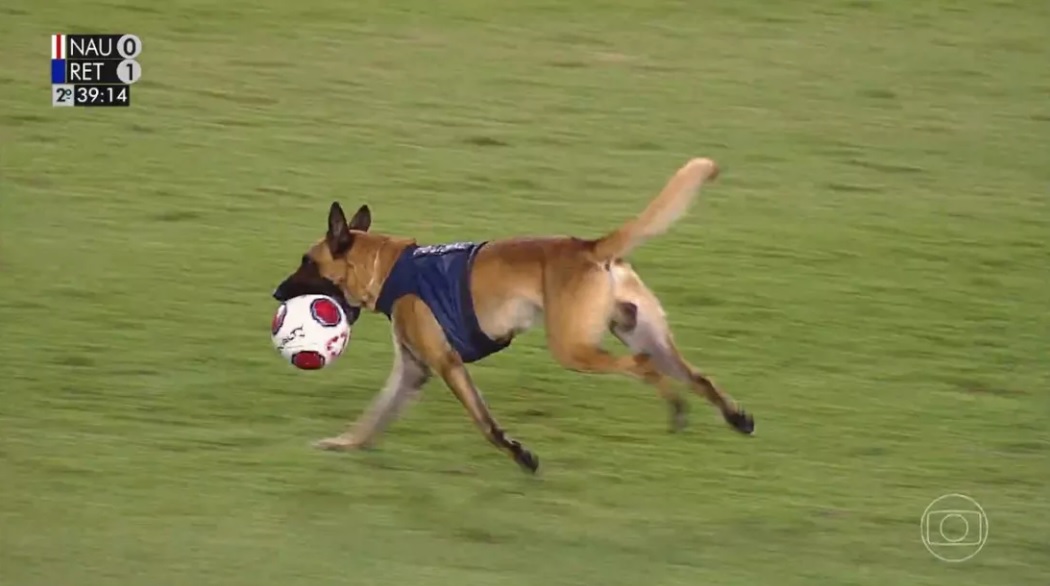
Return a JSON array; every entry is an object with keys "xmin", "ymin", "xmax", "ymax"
[{"xmin": 53, "ymin": 84, "xmax": 131, "ymax": 107}]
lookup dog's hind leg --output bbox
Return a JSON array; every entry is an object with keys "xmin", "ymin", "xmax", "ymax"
[
  {"xmin": 543, "ymin": 265, "xmax": 647, "ymax": 377},
  {"xmin": 670, "ymin": 346, "xmax": 754, "ymax": 435},
  {"xmin": 610, "ymin": 266, "xmax": 755, "ymax": 436},
  {"xmin": 609, "ymin": 301, "xmax": 688, "ymax": 431},
  {"xmin": 651, "ymin": 330, "xmax": 755, "ymax": 435},
  {"xmin": 545, "ymin": 281, "xmax": 688, "ymax": 432}
]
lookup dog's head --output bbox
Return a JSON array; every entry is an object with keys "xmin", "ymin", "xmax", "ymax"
[{"xmin": 271, "ymin": 202, "xmax": 378, "ymax": 324}]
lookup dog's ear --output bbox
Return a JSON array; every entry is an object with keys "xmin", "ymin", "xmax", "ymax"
[
  {"xmin": 348, "ymin": 204, "xmax": 371, "ymax": 232},
  {"xmin": 326, "ymin": 201, "xmax": 353, "ymax": 256}
]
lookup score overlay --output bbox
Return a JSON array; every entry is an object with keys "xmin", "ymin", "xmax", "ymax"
[{"xmin": 51, "ymin": 34, "xmax": 143, "ymax": 107}]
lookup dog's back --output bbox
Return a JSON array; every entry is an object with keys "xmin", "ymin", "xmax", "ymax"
[{"xmin": 467, "ymin": 157, "xmax": 721, "ymax": 346}]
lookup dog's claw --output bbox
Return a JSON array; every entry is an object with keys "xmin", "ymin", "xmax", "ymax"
[
  {"xmin": 515, "ymin": 449, "xmax": 540, "ymax": 474},
  {"xmin": 669, "ymin": 399, "xmax": 689, "ymax": 433},
  {"xmin": 670, "ymin": 415, "xmax": 688, "ymax": 433},
  {"xmin": 517, "ymin": 452, "xmax": 540, "ymax": 474},
  {"xmin": 724, "ymin": 410, "xmax": 755, "ymax": 435}
]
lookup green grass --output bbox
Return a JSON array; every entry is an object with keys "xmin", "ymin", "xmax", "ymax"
[{"xmin": 2, "ymin": 1, "xmax": 1048, "ymax": 584}]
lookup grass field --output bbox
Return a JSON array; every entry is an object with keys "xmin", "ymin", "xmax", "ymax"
[{"xmin": 2, "ymin": 1, "xmax": 1048, "ymax": 584}]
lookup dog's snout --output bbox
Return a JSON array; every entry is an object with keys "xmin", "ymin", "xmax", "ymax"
[{"xmin": 272, "ymin": 285, "xmax": 288, "ymax": 301}]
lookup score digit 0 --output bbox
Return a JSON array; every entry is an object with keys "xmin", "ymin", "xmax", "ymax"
[
  {"xmin": 117, "ymin": 34, "xmax": 143, "ymax": 84},
  {"xmin": 117, "ymin": 34, "xmax": 142, "ymax": 59}
]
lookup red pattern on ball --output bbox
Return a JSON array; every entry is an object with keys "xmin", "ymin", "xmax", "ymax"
[
  {"xmin": 310, "ymin": 298, "xmax": 342, "ymax": 327},
  {"xmin": 271, "ymin": 304, "xmax": 287, "ymax": 335},
  {"xmin": 325, "ymin": 331, "xmax": 350, "ymax": 358},
  {"xmin": 291, "ymin": 350, "xmax": 326, "ymax": 370}
]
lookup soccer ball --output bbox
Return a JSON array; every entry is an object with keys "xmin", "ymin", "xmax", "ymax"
[{"xmin": 270, "ymin": 294, "xmax": 351, "ymax": 370}]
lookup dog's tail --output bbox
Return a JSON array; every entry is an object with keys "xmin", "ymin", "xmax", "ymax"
[{"xmin": 591, "ymin": 158, "xmax": 720, "ymax": 262}]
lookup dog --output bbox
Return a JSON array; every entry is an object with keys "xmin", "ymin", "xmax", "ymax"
[{"xmin": 273, "ymin": 157, "xmax": 754, "ymax": 474}]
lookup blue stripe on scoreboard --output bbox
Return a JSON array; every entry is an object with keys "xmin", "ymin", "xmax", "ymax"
[{"xmin": 51, "ymin": 59, "xmax": 66, "ymax": 84}]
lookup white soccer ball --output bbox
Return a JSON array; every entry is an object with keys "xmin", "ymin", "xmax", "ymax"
[{"xmin": 270, "ymin": 294, "xmax": 351, "ymax": 370}]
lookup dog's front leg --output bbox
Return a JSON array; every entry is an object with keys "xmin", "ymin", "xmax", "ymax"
[
  {"xmin": 392, "ymin": 297, "xmax": 539, "ymax": 474},
  {"xmin": 437, "ymin": 359, "xmax": 539, "ymax": 474},
  {"xmin": 315, "ymin": 332, "xmax": 430, "ymax": 451}
]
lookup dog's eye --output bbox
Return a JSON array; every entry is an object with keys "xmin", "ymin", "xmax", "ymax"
[{"xmin": 301, "ymin": 255, "xmax": 313, "ymax": 266}]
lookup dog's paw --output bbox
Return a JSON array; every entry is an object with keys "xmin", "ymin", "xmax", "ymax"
[
  {"xmin": 669, "ymin": 399, "xmax": 689, "ymax": 433},
  {"xmin": 313, "ymin": 436, "xmax": 364, "ymax": 451},
  {"xmin": 724, "ymin": 409, "xmax": 755, "ymax": 436},
  {"xmin": 515, "ymin": 449, "xmax": 540, "ymax": 474},
  {"xmin": 507, "ymin": 440, "xmax": 539, "ymax": 474}
]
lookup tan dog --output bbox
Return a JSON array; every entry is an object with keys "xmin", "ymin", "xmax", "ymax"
[{"xmin": 273, "ymin": 157, "xmax": 754, "ymax": 473}]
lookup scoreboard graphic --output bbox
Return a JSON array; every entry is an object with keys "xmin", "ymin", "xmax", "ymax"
[{"xmin": 51, "ymin": 33, "xmax": 142, "ymax": 107}]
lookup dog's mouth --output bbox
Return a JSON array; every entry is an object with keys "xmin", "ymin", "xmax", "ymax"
[
  {"xmin": 272, "ymin": 278, "xmax": 361, "ymax": 325},
  {"xmin": 332, "ymin": 294, "xmax": 362, "ymax": 325}
]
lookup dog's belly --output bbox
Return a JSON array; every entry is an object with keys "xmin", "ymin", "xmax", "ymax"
[
  {"xmin": 469, "ymin": 239, "xmax": 550, "ymax": 343},
  {"xmin": 477, "ymin": 297, "xmax": 542, "ymax": 341}
]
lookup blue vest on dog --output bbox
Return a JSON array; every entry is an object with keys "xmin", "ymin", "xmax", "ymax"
[{"xmin": 375, "ymin": 241, "xmax": 511, "ymax": 363}]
